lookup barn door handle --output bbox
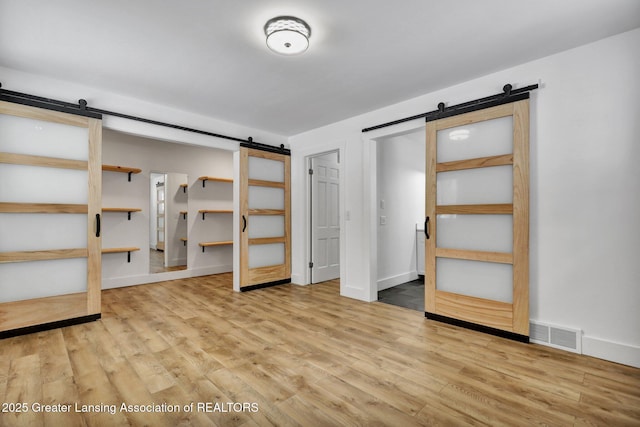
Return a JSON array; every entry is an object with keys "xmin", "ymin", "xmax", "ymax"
[
  {"xmin": 424, "ymin": 216, "xmax": 430, "ymax": 239},
  {"xmin": 96, "ymin": 213, "xmax": 101, "ymax": 237},
  {"xmin": 242, "ymin": 215, "xmax": 247, "ymax": 232}
]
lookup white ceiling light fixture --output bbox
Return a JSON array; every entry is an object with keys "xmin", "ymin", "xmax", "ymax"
[{"xmin": 264, "ymin": 16, "xmax": 311, "ymax": 55}]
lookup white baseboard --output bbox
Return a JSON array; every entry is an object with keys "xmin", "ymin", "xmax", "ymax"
[
  {"xmin": 291, "ymin": 273, "xmax": 305, "ymax": 285},
  {"xmin": 102, "ymin": 265, "xmax": 232, "ymax": 289},
  {"xmin": 582, "ymin": 336, "xmax": 640, "ymax": 368},
  {"xmin": 377, "ymin": 271, "xmax": 418, "ymax": 291}
]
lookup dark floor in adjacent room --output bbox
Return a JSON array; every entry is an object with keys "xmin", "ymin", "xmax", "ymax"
[{"xmin": 377, "ymin": 277, "xmax": 425, "ymax": 312}]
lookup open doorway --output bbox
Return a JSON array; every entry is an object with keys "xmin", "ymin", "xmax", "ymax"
[
  {"xmin": 375, "ymin": 127, "xmax": 426, "ymax": 311},
  {"xmin": 309, "ymin": 151, "xmax": 341, "ymax": 284}
]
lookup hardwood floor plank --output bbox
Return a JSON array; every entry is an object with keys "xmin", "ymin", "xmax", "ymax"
[
  {"xmin": 37, "ymin": 329, "xmax": 74, "ymax": 384},
  {"xmin": 452, "ymin": 365, "xmax": 577, "ymax": 425},
  {"xmin": 63, "ymin": 325, "xmax": 105, "ymax": 379},
  {"xmin": 229, "ymin": 362, "xmax": 296, "ymax": 404},
  {"xmin": 0, "ymin": 273, "xmax": 638, "ymax": 426},
  {"xmin": 276, "ymin": 395, "xmax": 346, "ymax": 427},
  {"xmin": 583, "ymin": 371, "xmax": 640, "ymax": 398},
  {"xmin": 41, "ymin": 377, "xmax": 86, "ymax": 427},
  {"xmin": 4, "ymin": 354, "xmax": 44, "ymax": 427},
  {"xmin": 0, "ymin": 355, "xmax": 9, "ymax": 403},
  {"xmin": 151, "ymin": 384, "xmax": 217, "ymax": 427},
  {"xmin": 83, "ymin": 320, "xmax": 128, "ymax": 369},
  {"xmin": 205, "ymin": 368, "xmax": 300, "ymax": 427},
  {"xmin": 104, "ymin": 360, "xmax": 169, "ymax": 427},
  {"xmin": 340, "ymin": 359, "xmax": 432, "ymax": 415},
  {"xmin": 126, "ymin": 352, "xmax": 176, "ymax": 394},
  {"xmin": 100, "ymin": 317, "xmax": 150, "ymax": 357},
  {"xmin": 438, "ymin": 382, "xmax": 526, "ymax": 426},
  {"xmin": 579, "ymin": 389, "xmax": 640, "ymax": 421},
  {"xmin": 306, "ymin": 374, "xmax": 428, "ymax": 426}
]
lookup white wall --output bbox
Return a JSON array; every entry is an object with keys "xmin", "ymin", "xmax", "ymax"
[
  {"xmin": 376, "ymin": 130, "xmax": 425, "ymax": 290},
  {"xmin": 102, "ymin": 129, "xmax": 233, "ymax": 288},
  {"xmin": 289, "ymin": 29, "xmax": 640, "ymax": 367}
]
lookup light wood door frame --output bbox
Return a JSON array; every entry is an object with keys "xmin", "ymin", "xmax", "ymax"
[
  {"xmin": 425, "ymin": 99, "xmax": 529, "ymax": 340},
  {"xmin": 239, "ymin": 146, "xmax": 291, "ymax": 290},
  {"xmin": 0, "ymin": 101, "xmax": 102, "ymax": 335}
]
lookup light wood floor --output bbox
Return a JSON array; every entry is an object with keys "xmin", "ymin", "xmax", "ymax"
[{"xmin": 1, "ymin": 274, "xmax": 639, "ymax": 426}]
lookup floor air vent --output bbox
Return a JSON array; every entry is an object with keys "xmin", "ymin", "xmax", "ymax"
[{"xmin": 529, "ymin": 321, "xmax": 581, "ymax": 354}]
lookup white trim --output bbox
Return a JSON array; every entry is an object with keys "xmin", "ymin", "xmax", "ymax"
[
  {"xmin": 582, "ymin": 336, "xmax": 640, "ymax": 368},
  {"xmin": 292, "ymin": 140, "xmax": 347, "ymax": 296},
  {"xmin": 362, "ymin": 120, "xmax": 426, "ymax": 302}
]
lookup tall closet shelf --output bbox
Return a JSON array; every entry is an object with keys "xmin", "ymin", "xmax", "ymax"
[
  {"xmin": 198, "ymin": 176, "xmax": 233, "ymax": 188},
  {"xmin": 102, "ymin": 164, "xmax": 142, "ymax": 181}
]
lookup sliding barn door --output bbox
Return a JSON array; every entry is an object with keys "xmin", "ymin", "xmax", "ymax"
[
  {"xmin": 425, "ymin": 100, "xmax": 529, "ymax": 340},
  {"xmin": 239, "ymin": 146, "xmax": 291, "ymax": 290},
  {"xmin": 0, "ymin": 101, "xmax": 102, "ymax": 336}
]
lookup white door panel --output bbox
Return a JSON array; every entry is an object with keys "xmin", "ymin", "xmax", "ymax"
[{"xmin": 311, "ymin": 153, "xmax": 340, "ymax": 283}]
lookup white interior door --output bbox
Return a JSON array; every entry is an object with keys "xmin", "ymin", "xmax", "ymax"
[{"xmin": 311, "ymin": 152, "xmax": 340, "ymax": 283}]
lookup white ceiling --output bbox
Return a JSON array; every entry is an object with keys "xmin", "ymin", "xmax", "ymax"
[{"xmin": 1, "ymin": 0, "xmax": 639, "ymax": 136}]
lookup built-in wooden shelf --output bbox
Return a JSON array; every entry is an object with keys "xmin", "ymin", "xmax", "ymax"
[
  {"xmin": 198, "ymin": 209, "xmax": 233, "ymax": 220},
  {"xmin": 102, "ymin": 247, "xmax": 140, "ymax": 262},
  {"xmin": 198, "ymin": 176, "xmax": 233, "ymax": 188},
  {"xmin": 102, "ymin": 207, "xmax": 142, "ymax": 220},
  {"xmin": 180, "ymin": 184, "xmax": 188, "ymax": 193},
  {"xmin": 102, "ymin": 164, "xmax": 142, "ymax": 181},
  {"xmin": 180, "ymin": 211, "xmax": 188, "ymax": 219},
  {"xmin": 199, "ymin": 241, "xmax": 232, "ymax": 252},
  {"xmin": 180, "ymin": 238, "xmax": 188, "ymax": 246}
]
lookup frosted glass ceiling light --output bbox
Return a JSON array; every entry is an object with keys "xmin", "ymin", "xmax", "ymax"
[{"xmin": 264, "ymin": 16, "xmax": 311, "ymax": 55}]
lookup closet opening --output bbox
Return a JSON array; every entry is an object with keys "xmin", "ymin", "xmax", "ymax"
[
  {"xmin": 374, "ymin": 126, "xmax": 426, "ymax": 311},
  {"xmin": 102, "ymin": 129, "xmax": 233, "ymax": 289}
]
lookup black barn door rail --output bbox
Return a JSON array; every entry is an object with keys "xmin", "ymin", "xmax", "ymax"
[
  {"xmin": 0, "ymin": 83, "xmax": 274, "ymax": 147},
  {"xmin": 362, "ymin": 83, "xmax": 538, "ymax": 133}
]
